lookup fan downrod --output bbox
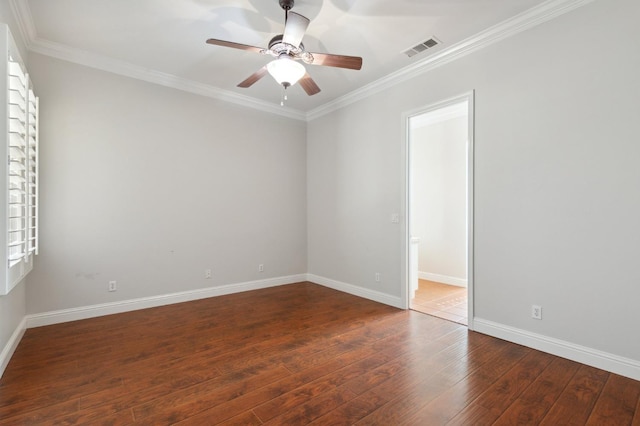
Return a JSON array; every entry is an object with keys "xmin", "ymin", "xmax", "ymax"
[{"xmin": 279, "ymin": 0, "xmax": 294, "ymax": 11}]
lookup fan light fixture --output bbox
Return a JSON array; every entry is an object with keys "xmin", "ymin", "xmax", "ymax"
[
  {"xmin": 267, "ymin": 56, "xmax": 305, "ymax": 88},
  {"xmin": 206, "ymin": 0, "xmax": 363, "ymax": 102}
]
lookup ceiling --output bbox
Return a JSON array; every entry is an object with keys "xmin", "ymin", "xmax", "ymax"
[{"xmin": 18, "ymin": 0, "xmax": 554, "ymax": 116}]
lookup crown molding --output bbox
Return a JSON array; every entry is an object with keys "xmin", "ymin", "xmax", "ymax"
[
  {"xmin": 11, "ymin": 0, "xmax": 593, "ymax": 122},
  {"xmin": 28, "ymin": 38, "xmax": 306, "ymax": 121},
  {"xmin": 305, "ymin": 0, "xmax": 595, "ymax": 121},
  {"xmin": 9, "ymin": 0, "xmax": 37, "ymax": 49},
  {"xmin": 9, "ymin": 0, "xmax": 305, "ymax": 121}
]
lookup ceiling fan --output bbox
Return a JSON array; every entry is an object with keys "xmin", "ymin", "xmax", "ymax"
[{"xmin": 206, "ymin": 0, "xmax": 362, "ymax": 102}]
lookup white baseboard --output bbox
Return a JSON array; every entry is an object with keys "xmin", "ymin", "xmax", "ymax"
[
  {"xmin": 418, "ymin": 271, "xmax": 467, "ymax": 287},
  {"xmin": 307, "ymin": 274, "xmax": 403, "ymax": 309},
  {"xmin": 474, "ymin": 318, "xmax": 640, "ymax": 381},
  {"xmin": 7, "ymin": 276, "xmax": 640, "ymax": 382},
  {"xmin": 25, "ymin": 274, "xmax": 308, "ymax": 329},
  {"xmin": 0, "ymin": 317, "xmax": 26, "ymax": 378},
  {"xmin": 24, "ymin": 273, "xmax": 404, "ymax": 329}
]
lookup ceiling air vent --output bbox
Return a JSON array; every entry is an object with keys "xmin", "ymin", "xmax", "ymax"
[{"xmin": 403, "ymin": 37, "xmax": 440, "ymax": 58}]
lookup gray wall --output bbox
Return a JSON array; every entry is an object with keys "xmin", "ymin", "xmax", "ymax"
[
  {"xmin": 308, "ymin": 0, "xmax": 640, "ymax": 362},
  {"xmin": 26, "ymin": 54, "xmax": 307, "ymax": 313}
]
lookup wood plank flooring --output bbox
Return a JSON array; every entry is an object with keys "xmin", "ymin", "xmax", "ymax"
[{"xmin": 1, "ymin": 282, "xmax": 639, "ymax": 425}]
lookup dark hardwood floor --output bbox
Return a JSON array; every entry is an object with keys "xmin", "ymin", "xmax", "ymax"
[{"xmin": 1, "ymin": 282, "xmax": 639, "ymax": 425}]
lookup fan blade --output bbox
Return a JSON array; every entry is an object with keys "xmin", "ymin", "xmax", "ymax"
[
  {"xmin": 299, "ymin": 73, "xmax": 321, "ymax": 96},
  {"xmin": 309, "ymin": 53, "xmax": 362, "ymax": 70},
  {"xmin": 206, "ymin": 38, "xmax": 264, "ymax": 54},
  {"xmin": 237, "ymin": 66, "xmax": 269, "ymax": 88},
  {"xmin": 283, "ymin": 12, "xmax": 310, "ymax": 47}
]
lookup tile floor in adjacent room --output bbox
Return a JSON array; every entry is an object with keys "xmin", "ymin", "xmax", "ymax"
[{"xmin": 411, "ymin": 279, "xmax": 468, "ymax": 326}]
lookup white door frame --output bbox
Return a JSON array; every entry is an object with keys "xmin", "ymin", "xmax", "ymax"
[{"xmin": 400, "ymin": 91, "xmax": 475, "ymax": 330}]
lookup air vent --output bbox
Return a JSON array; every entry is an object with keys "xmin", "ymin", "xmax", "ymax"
[{"xmin": 403, "ymin": 37, "xmax": 440, "ymax": 58}]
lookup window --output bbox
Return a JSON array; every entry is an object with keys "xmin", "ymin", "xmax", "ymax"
[{"xmin": 2, "ymin": 25, "xmax": 38, "ymax": 295}]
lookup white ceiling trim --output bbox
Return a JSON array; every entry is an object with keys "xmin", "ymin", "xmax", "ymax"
[
  {"xmin": 305, "ymin": 0, "xmax": 595, "ymax": 121},
  {"xmin": 12, "ymin": 0, "xmax": 593, "ymax": 123},
  {"xmin": 9, "ymin": 0, "xmax": 36, "ymax": 49},
  {"xmin": 11, "ymin": 0, "xmax": 304, "ymax": 121},
  {"xmin": 27, "ymin": 37, "xmax": 306, "ymax": 121}
]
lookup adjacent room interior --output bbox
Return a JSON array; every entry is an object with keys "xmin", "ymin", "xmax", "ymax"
[{"xmin": 408, "ymin": 99, "xmax": 470, "ymax": 326}]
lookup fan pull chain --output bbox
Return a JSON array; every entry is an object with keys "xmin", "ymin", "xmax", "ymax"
[{"xmin": 280, "ymin": 84, "xmax": 289, "ymax": 106}]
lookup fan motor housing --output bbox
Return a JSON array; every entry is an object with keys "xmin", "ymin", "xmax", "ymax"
[
  {"xmin": 268, "ymin": 34, "xmax": 312, "ymax": 63},
  {"xmin": 268, "ymin": 34, "xmax": 304, "ymax": 51}
]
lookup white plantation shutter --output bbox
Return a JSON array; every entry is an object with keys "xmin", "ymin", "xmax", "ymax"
[
  {"xmin": 7, "ymin": 60, "xmax": 27, "ymax": 268},
  {"xmin": 27, "ymin": 88, "xmax": 38, "ymax": 257},
  {"xmin": 2, "ymin": 25, "xmax": 39, "ymax": 295}
]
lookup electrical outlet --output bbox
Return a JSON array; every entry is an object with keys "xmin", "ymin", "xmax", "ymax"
[
  {"xmin": 531, "ymin": 305, "xmax": 542, "ymax": 320},
  {"xmin": 375, "ymin": 272, "xmax": 381, "ymax": 282},
  {"xmin": 258, "ymin": 264, "xmax": 264, "ymax": 272},
  {"xmin": 108, "ymin": 281, "xmax": 117, "ymax": 292},
  {"xmin": 205, "ymin": 269, "xmax": 212, "ymax": 279}
]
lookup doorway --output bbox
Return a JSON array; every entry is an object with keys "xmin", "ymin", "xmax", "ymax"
[{"xmin": 403, "ymin": 93, "xmax": 474, "ymax": 329}]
